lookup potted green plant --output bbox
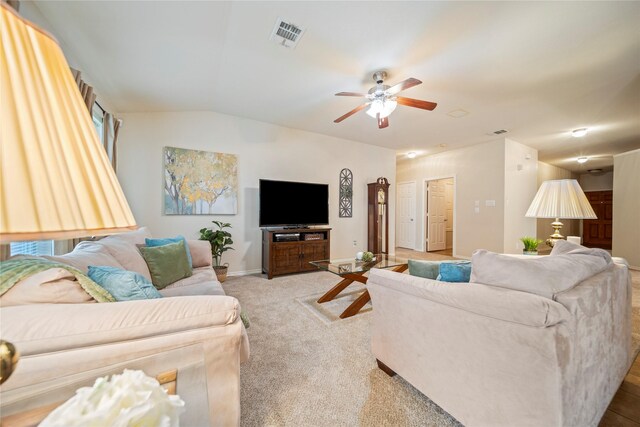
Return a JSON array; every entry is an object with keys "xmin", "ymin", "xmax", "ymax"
[
  {"xmin": 520, "ymin": 236, "xmax": 543, "ymax": 255},
  {"xmin": 199, "ymin": 221, "xmax": 234, "ymax": 282}
]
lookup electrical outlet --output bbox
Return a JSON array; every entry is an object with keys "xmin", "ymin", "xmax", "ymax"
[{"xmin": 353, "ymin": 240, "xmax": 357, "ymax": 247}]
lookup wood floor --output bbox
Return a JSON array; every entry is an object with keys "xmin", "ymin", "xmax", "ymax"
[
  {"xmin": 430, "ymin": 248, "xmax": 453, "ymax": 256},
  {"xmin": 600, "ymin": 353, "xmax": 640, "ymax": 426},
  {"xmin": 395, "ymin": 247, "xmax": 454, "ymax": 259},
  {"xmin": 395, "ymin": 247, "xmax": 640, "ymax": 426}
]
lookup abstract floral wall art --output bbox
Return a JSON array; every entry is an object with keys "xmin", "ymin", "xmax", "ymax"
[{"xmin": 163, "ymin": 147, "xmax": 238, "ymax": 215}]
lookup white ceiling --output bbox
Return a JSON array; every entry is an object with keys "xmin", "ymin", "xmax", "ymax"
[{"xmin": 32, "ymin": 1, "xmax": 640, "ymax": 172}]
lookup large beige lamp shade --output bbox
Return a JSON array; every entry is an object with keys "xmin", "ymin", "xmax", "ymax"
[
  {"xmin": 525, "ymin": 179, "xmax": 596, "ymax": 247},
  {"xmin": 0, "ymin": 4, "xmax": 136, "ymax": 242}
]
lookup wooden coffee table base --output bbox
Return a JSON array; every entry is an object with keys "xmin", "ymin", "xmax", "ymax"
[{"xmin": 316, "ymin": 264, "xmax": 408, "ymax": 319}]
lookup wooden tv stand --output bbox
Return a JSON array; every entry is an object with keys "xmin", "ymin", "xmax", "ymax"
[{"xmin": 262, "ymin": 227, "xmax": 331, "ymax": 279}]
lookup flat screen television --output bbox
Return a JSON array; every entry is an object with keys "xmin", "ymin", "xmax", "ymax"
[{"xmin": 259, "ymin": 179, "xmax": 329, "ymax": 227}]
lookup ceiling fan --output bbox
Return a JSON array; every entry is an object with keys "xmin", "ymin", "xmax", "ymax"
[{"xmin": 334, "ymin": 71, "xmax": 437, "ymax": 129}]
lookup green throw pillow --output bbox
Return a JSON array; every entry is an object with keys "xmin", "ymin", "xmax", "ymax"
[
  {"xmin": 145, "ymin": 236, "xmax": 192, "ymax": 267},
  {"xmin": 139, "ymin": 240, "xmax": 192, "ymax": 289},
  {"xmin": 408, "ymin": 259, "xmax": 441, "ymax": 279}
]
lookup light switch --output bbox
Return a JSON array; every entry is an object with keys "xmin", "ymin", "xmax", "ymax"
[
  {"xmin": 474, "ymin": 207, "xmax": 480, "ymax": 214},
  {"xmin": 485, "ymin": 200, "xmax": 496, "ymax": 207},
  {"xmin": 475, "ymin": 200, "xmax": 480, "ymax": 207}
]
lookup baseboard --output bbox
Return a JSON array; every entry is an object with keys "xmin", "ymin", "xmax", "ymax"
[
  {"xmin": 453, "ymin": 253, "xmax": 470, "ymax": 260},
  {"xmin": 227, "ymin": 269, "xmax": 262, "ymax": 277},
  {"xmin": 629, "ymin": 265, "xmax": 639, "ymax": 271}
]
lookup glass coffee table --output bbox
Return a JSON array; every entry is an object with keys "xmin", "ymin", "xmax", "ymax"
[{"xmin": 310, "ymin": 254, "xmax": 408, "ymax": 319}]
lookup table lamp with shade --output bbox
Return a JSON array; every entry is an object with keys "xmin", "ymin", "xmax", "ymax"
[
  {"xmin": 0, "ymin": 3, "xmax": 137, "ymax": 384},
  {"xmin": 525, "ymin": 179, "xmax": 596, "ymax": 248}
]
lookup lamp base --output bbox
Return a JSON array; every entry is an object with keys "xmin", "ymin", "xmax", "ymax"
[
  {"xmin": 545, "ymin": 218, "xmax": 565, "ymax": 248},
  {"xmin": 0, "ymin": 339, "xmax": 19, "ymax": 385}
]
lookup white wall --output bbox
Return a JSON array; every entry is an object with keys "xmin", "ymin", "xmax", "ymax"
[
  {"xmin": 117, "ymin": 111, "xmax": 396, "ymax": 274},
  {"xmin": 397, "ymin": 139, "xmax": 506, "ymax": 257},
  {"xmin": 503, "ymin": 139, "xmax": 538, "ymax": 253},
  {"xmin": 397, "ymin": 139, "xmax": 538, "ymax": 257},
  {"xmin": 19, "ymin": 1, "xmax": 116, "ymax": 112},
  {"xmin": 613, "ymin": 149, "xmax": 640, "ymax": 269},
  {"xmin": 579, "ymin": 171, "xmax": 614, "ymax": 192}
]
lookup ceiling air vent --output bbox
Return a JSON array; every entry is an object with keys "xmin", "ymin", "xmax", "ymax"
[
  {"xmin": 493, "ymin": 129, "xmax": 508, "ymax": 135},
  {"xmin": 271, "ymin": 18, "xmax": 305, "ymax": 49}
]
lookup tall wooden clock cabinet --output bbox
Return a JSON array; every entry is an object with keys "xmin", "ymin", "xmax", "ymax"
[{"xmin": 368, "ymin": 177, "xmax": 390, "ymax": 254}]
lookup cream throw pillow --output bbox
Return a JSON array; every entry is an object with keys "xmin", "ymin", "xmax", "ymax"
[
  {"xmin": 44, "ymin": 241, "xmax": 122, "ymax": 273},
  {"xmin": 187, "ymin": 240, "xmax": 213, "ymax": 268},
  {"xmin": 470, "ymin": 248, "xmax": 612, "ymax": 300},
  {"xmin": 0, "ymin": 268, "xmax": 95, "ymax": 307}
]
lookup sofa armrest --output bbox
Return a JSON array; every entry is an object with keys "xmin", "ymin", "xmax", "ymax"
[
  {"xmin": 1, "ymin": 295, "xmax": 240, "ymax": 356},
  {"xmin": 368, "ymin": 268, "xmax": 570, "ymax": 327},
  {"xmin": 188, "ymin": 240, "xmax": 213, "ymax": 268}
]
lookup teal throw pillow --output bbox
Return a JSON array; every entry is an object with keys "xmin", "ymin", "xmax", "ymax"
[
  {"xmin": 408, "ymin": 259, "xmax": 440, "ymax": 279},
  {"xmin": 146, "ymin": 236, "xmax": 192, "ymax": 267},
  {"xmin": 139, "ymin": 240, "xmax": 192, "ymax": 289},
  {"xmin": 88, "ymin": 266, "xmax": 162, "ymax": 301},
  {"xmin": 437, "ymin": 261, "xmax": 472, "ymax": 283}
]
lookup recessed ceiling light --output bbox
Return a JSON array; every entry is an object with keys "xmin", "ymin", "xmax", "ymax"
[
  {"xmin": 572, "ymin": 128, "xmax": 588, "ymax": 137},
  {"xmin": 407, "ymin": 152, "xmax": 417, "ymax": 159},
  {"xmin": 447, "ymin": 109, "xmax": 469, "ymax": 118},
  {"xmin": 577, "ymin": 157, "xmax": 588, "ymax": 164},
  {"xmin": 588, "ymin": 169, "xmax": 603, "ymax": 174}
]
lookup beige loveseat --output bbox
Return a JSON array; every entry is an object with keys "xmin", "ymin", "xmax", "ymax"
[
  {"xmin": 0, "ymin": 227, "xmax": 249, "ymax": 426},
  {"xmin": 368, "ymin": 243, "xmax": 632, "ymax": 427}
]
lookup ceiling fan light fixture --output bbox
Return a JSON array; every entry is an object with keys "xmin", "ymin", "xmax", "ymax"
[
  {"xmin": 572, "ymin": 128, "xmax": 588, "ymax": 137},
  {"xmin": 333, "ymin": 72, "xmax": 435, "ymax": 128},
  {"xmin": 365, "ymin": 99, "xmax": 397, "ymax": 119},
  {"xmin": 365, "ymin": 99, "xmax": 383, "ymax": 118},
  {"xmin": 382, "ymin": 99, "xmax": 397, "ymax": 117}
]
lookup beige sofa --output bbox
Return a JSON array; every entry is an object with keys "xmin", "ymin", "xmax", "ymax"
[
  {"xmin": 367, "ymin": 247, "xmax": 632, "ymax": 427},
  {"xmin": 0, "ymin": 227, "xmax": 249, "ymax": 426}
]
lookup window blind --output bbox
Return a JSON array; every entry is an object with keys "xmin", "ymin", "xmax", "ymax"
[{"xmin": 10, "ymin": 240, "xmax": 54, "ymax": 256}]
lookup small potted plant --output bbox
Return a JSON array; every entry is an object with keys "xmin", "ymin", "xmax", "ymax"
[
  {"xmin": 520, "ymin": 236, "xmax": 543, "ymax": 255},
  {"xmin": 199, "ymin": 221, "xmax": 234, "ymax": 282}
]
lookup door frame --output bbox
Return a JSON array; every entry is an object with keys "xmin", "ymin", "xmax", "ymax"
[
  {"xmin": 422, "ymin": 175, "xmax": 457, "ymax": 255},
  {"xmin": 396, "ymin": 180, "xmax": 417, "ymax": 250}
]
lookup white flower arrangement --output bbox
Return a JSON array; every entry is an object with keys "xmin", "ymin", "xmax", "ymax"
[{"xmin": 39, "ymin": 369, "xmax": 185, "ymax": 427}]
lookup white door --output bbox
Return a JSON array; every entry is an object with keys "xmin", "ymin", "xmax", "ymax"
[
  {"xmin": 445, "ymin": 178, "xmax": 454, "ymax": 249},
  {"xmin": 427, "ymin": 180, "xmax": 446, "ymax": 251},
  {"xmin": 397, "ymin": 182, "xmax": 416, "ymax": 249}
]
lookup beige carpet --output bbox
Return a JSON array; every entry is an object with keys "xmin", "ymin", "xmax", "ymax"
[
  {"xmin": 223, "ymin": 271, "xmax": 460, "ymax": 427},
  {"xmin": 222, "ymin": 259, "xmax": 640, "ymax": 426}
]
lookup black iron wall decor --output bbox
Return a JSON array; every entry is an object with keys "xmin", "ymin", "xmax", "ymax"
[{"xmin": 339, "ymin": 168, "xmax": 353, "ymax": 218}]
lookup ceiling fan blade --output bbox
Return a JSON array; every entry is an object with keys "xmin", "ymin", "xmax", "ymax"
[
  {"xmin": 396, "ymin": 96, "xmax": 437, "ymax": 111},
  {"xmin": 377, "ymin": 114, "xmax": 389, "ymax": 129},
  {"xmin": 335, "ymin": 92, "xmax": 366, "ymax": 97},
  {"xmin": 334, "ymin": 103, "xmax": 368, "ymax": 123},
  {"xmin": 385, "ymin": 78, "xmax": 422, "ymax": 96}
]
